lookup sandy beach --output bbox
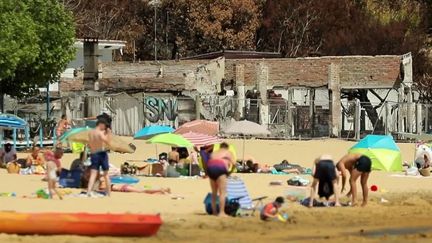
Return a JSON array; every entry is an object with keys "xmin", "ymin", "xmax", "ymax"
[{"xmin": 0, "ymin": 138, "xmax": 431, "ymax": 242}]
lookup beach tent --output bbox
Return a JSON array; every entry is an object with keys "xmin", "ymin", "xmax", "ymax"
[{"xmin": 349, "ymin": 135, "xmax": 402, "ymax": 172}]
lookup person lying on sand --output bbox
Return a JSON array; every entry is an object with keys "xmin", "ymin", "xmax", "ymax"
[
  {"xmin": 260, "ymin": 197, "xmax": 285, "ymax": 221},
  {"xmin": 309, "ymin": 155, "xmax": 340, "ymax": 208},
  {"xmin": 337, "ymin": 154, "xmax": 372, "ymax": 207},
  {"xmin": 97, "ymin": 177, "xmax": 171, "ymax": 195}
]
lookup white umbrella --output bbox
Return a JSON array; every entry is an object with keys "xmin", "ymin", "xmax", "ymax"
[{"xmin": 223, "ymin": 120, "xmax": 270, "ymax": 162}]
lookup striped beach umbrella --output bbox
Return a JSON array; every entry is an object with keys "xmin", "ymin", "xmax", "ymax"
[
  {"xmin": 181, "ymin": 132, "xmax": 221, "ymax": 147},
  {"xmin": 175, "ymin": 120, "xmax": 219, "ymax": 136}
]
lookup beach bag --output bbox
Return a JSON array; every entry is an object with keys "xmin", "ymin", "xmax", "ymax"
[
  {"xmin": 59, "ymin": 169, "xmax": 83, "ymax": 188},
  {"xmin": 203, "ymin": 193, "xmax": 240, "ymax": 217},
  {"xmin": 6, "ymin": 162, "xmax": 21, "ymax": 174}
]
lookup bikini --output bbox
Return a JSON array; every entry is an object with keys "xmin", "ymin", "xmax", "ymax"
[{"xmin": 207, "ymin": 158, "xmax": 229, "ymax": 181}]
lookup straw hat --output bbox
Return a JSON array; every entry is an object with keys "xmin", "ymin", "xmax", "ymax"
[{"xmin": 419, "ymin": 168, "xmax": 431, "ymax": 177}]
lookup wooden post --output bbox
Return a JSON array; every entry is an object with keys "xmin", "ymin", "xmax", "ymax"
[{"xmin": 235, "ymin": 64, "xmax": 245, "ymax": 120}]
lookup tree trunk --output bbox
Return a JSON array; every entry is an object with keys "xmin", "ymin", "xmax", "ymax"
[{"xmin": 358, "ymin": 90, "xmax": 384, "ymax": 133}]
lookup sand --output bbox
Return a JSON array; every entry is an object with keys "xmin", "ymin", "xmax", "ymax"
[{"xmin": 0, "ymin": 138, "xmax": 431, "ymax": 242}]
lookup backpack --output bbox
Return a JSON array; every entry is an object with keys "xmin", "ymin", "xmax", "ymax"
[{"xmin": 203, "ymin": 193, "xmax": 240, "ymax": 217}]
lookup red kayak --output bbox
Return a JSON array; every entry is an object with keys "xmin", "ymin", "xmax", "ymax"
[{"xmin": 0, "ymin": 212, "xmax": 162, "ymax": 236}]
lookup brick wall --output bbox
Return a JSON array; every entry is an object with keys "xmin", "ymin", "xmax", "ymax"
[
  {"xmin": 226, "ymin": 55, "xmax": 401, "ymax": 88},
  {"xmin": 61, "ymin": 55, "xmax": 402, "ymax": 93}
]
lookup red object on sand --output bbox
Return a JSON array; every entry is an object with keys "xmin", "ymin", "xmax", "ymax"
[
  {"xmin": 370, "ymin": 185, "xmax": 378, "ymax": 192},
  {"xmin": 0, "ymin": 212, "xmax": 162, "ymax": 236}
]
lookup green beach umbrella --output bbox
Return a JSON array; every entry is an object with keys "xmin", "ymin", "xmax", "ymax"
[
  {"xmin": 349, "ymin": 135, "xmax": 402, "ymax": 172},
  {"xmin": 147, "ymin": 133, "xmax": 193, "ymax": 148}
]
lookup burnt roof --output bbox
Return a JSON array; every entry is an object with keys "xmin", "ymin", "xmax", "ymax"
[{"xmin": 181, "ymin": 50, "xmax": 282, "ymax": 60}]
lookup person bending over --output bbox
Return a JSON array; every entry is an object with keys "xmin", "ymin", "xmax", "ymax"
[
  {"xmin": 207, "ymin": 142, "xmax": 235, "ymax": 217},
  {"xmin": 309, "ymin": 155, "xmax": 340, "ymax": 208},
  {"xmin": 337, "ymin": 153, "xmax": 372, "ymax": 206}
]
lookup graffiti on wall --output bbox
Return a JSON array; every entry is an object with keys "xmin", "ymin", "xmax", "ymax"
[{"xmin": 144, "ymin": 96, "xmax": 177, "ymax": 123}]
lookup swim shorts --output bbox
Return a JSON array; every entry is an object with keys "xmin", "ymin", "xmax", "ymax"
[
  {"xmin": 354, "ymin": 155, "xmax": 372, "ymax": 173},
  {"xmin": 207, "ymin": 159, "xmax": 228, "ymax": 181},
  {"xmin": 314, "ymin": 160, "xmax": 336, "ymax": 200},
  {"xmin": 313, "ymin": 160, "xmax": 336, "ymax": 181},
  {"xmin": 90, "ymin": 151, "xmax": 109, "ymax": 171}
]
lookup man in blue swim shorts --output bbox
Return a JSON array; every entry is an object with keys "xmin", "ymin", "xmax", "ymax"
[{"xmin": 87, "ymin": 119, "xmax": 112, "ymax": 197}]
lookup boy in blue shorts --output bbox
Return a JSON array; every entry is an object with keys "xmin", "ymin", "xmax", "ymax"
[{"xmin": 87, "ymin": 119, "xmax": 112, "ymax": 197}]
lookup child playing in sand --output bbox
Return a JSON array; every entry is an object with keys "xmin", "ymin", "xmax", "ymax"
[
  {"xmin": 260, "ymin": 197, "xmax": 285, "ymax": 221},
  {"xmin": 44, "ymin": 148, "xmax": 63, "ymax": 200}
]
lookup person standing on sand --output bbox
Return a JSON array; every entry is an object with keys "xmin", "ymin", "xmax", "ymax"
[
  {"xmin": 207, "ymin": 142, "xmax": 235, "ymax": 217},
  {"xmin": 86, "ymin": 119, "xmax": 112, "ymax": 197},
  {"xmin": 56, "ymin": 114, "xmax": 70, "ymax": 137},
  {"xmin": 337, "ymin": 153, "xmax": 372, "ymax": 206},
  {"xmin": 309, "ymin": 155, "xmax": 341, "ymax": 207},
  {"xmin": 168, "ymin": 147, "xmax": 180, "ymax": 164},
  {"xmin": 44, "ymin": 148, "xmax": 63, "ymax": 200}
]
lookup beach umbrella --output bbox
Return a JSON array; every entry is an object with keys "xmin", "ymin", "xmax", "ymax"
[
  {"xmin": 222, "ymin": 120, "xmax": 270, "ymax": 162},
  {"xmin": 175, "ymin": 120, "xmax": 219, "ymax": 136},
  {"xmin": 147, "ymin": 133, "xmax": 193, "ymax": 148},
  {"xmin": 0, "ymin": 114, "xmax": 27, "ymax": 129},
  {"xmin": 349, "ymin": 135, "xmax": 402, "ymax": 172},
  {"xmin": 59, "ymin": 127, "xmax": 92, "ymax": 143},
  {"xmin": 223, "ymin": 120, "xmax": 270, "ymax": 136},
  {"xmin": 181, "ymin": 132, "xmax": 221, "ymax": 147},
  {"xmin": 134, "ymin": 125, "xmax": 174, "ymax": 140}
]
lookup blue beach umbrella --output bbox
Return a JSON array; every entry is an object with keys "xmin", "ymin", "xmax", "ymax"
[{"xmin": 134, "ymin": 125, "xmax": 174, "ymax": 140}]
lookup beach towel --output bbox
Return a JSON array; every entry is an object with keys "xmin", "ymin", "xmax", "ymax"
[{"xmin": 287, "ymin": 176, "xmax": 310, "ymax": 186}]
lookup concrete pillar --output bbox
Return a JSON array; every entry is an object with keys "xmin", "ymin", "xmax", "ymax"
[
  {"xmin": 416, "ymin": 103, "xmax": 422, "ymax": 134},
  {"xmin": 287, "ymin": 89, "xmax": 294, "ymax": 138},
  {"xmin": 235, "ymin": 64, "xmax": 245, "ymax": 119},
  {"xmin": 425, "ymin": 106, "xmax": 429, "ymax": 133},
  {"xmin": 385, "ymin": 102, "xmax": 391, "ymax": 135},
  {"xmin": 397, "ymin": 87, "xmax": 405, "ymax": 133},
  {"xmin": 195, "ymin": 95, "xmax": 201, "ymax": 120},
  {"xmin": 328, "ymin": 64, "xmax": 341, "ymax": 137},
  {"xmin": 354, "ymin": 99, "xmax": 361, "ymax": 140},
  {"xmin": 407, "ymin": 86, "xmax": 414, "ymax": 133},
  {"xmin": 257, "ymin": 62, "xmax": 269, "ymax": 126},
  {"xmin": 309, "ymin": 89, "xmax": 315, "ymax": 137}
]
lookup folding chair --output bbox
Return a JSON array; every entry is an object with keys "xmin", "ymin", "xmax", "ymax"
[{"xmin": 226, "ymin": 176, "xmax": 267, "ymax": 216}]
